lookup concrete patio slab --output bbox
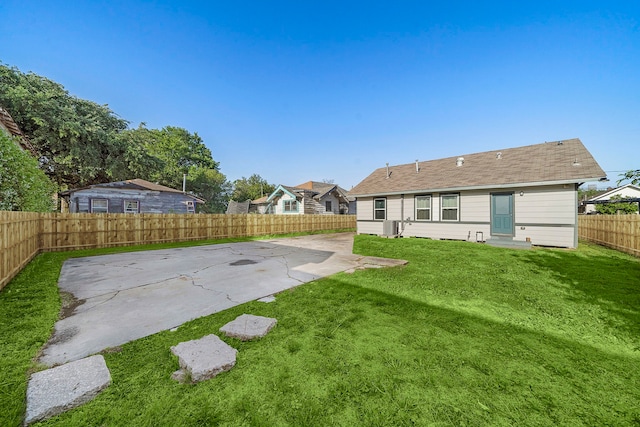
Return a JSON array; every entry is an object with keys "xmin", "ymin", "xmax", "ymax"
[
  {"xmin": 25, "ymin": 355, "xmax": 110, "ymax": 425},
  {"xmin": 39, "ymin": 233, "xmax": 407, "ymax": 367},
  {"xmin": 220, "ymin": 314, "xmax": 277, "ymax": 340}
]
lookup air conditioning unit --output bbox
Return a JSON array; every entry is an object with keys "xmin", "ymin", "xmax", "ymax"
[{"xmin": 382, "ymin": 220, "xmax": 399, "ymax": 237}]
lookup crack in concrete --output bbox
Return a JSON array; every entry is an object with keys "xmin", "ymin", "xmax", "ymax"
[
  {"xmin": 278, "ymin": 255, "xmax": 306, "ymax": 284},
  {"xmin": 185, "ymin": 274, "xmax": 209, "ymax": 292},
  {"xmin": 89, "ymin": 262, "xmax": 146, "ymax": 271},
  {"xmin": 77, "ymin": 274, "xmax": 187, "ymax": 309},
  {"xmin": 183, "ymin": 274, "xmax": 242, "ymax": 303}
]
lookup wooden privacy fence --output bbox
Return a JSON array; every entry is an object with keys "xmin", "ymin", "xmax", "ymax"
[
  {"xmin": 1, "ymin": 211, "xmax": 356, "ymax": 290},
  {"xmin": 578, "ymin": 214, "xmax": 640, "ymax": 258}
]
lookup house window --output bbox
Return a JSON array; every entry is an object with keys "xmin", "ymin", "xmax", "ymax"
[
  {"xmin": 186, "ymin": 200, "xmax": 195, "ymax": 213},
  {"xmin": 325, "ymin": 201, "xmax": 332, "ymax": 212},
  {"xmin": 374, "ymin": 198, "xmax": 386, "ymax": 220},
  {"xmin": 441, "ymin": 194, "xmax": 459, "ymax": 221},
  {"xmin": 90, "ymin": 199, "xmax": 109, "ymax": 213},
  {"xmin": 284, "ymin": 200, "xmax": 298, "ymax": 213},
  {"xmin": 124, "ymin": 200, "xmax": 139, "ymax": 214},
  {"xmin": 415, "ymin": 195, "xmax": 431, "ymax": 220}
]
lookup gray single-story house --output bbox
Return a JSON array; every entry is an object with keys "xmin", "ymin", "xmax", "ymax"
[
  {"xmin": 60, "ymin": 179, "xmax": 205, "ymax": 214},
  {"xmin": 264, "ymin": 181, "xmax": 355, "ymax": 215},
  {"xmin": 349, "ymin": 138, "xmax": 606, "ymax": 248}
]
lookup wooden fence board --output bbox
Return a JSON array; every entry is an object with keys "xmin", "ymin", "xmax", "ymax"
[
  {"xmin": 0, "ymin": 212, "xmax": 356, "ymax": 290},
  {"xmin": 0, "ymin": 211, "xmax": 40, "ymax": 289},
  {"xmin": 578, "ymin": 214, "xmax": 640, "ymax": 257}
]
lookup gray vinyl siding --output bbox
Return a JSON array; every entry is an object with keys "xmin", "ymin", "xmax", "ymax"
[
  {"xmin": 355, "ymin": 184, "xmax": 579, "ymax": 248},
  {"xmin": 514, "ymin": 185, "xmax": 576, "ymax": 224},
  {"xmin": 69, "ymin": 188, "xmax": 196, "ymax": 214},
  {"xmin": 318, "ymin": 193, "xmax": 341, "ymax": 214},
  {"xmin": 386, "ymin": 195, "xmax": 403, "ymax": 220},
  {"xmin": 357, "ymin": 198, "xmax": 374, "ymax": 221}
]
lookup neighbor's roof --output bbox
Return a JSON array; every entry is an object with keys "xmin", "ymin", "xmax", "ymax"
[
  {"xmin": 349, "ymin": 138, "xmax": 606, "ymax": 197},
  {"xmin": 0, "ymin": 106, "xmax": 38, "ymax": 156},
  {"xmin": 252, "ymin": 195, "xmax": 269, "ymax": 204},
  {"xmin": 294, "ymin": 181, "xmax": 354, "ymax": 201},
  {"xmin": 588, "ymin": 183, "xmax": 640, "ymax": 201},
  {"xmin": 60, "ymin": 178, "xmax": 206, "ymax": 203}
]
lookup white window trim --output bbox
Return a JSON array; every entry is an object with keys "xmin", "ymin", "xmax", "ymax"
[
  {"xmin": 440, "ymin": 194, "xmax": 459, "ymax": 222},
  {"xmin": 374, "ymin": 198, "xmax": 386, "ymax": 220},
  {"xmin": 124, "ymin": 200, "xmax": 139, "ymax": 214},
  {"xmin": 186, "ymin": 200, "xmax": 195, "ymax": 213},
  {"xmin": 283, "ymin": 199, "xmax": 299, "ymax": 213},
  {"xmin": 90, "ymin": 198, "xmax": 109, "ymax": 213},
  {"xmin": 415, "ymin": 195, "xmax": 432, "ymax": 221}
]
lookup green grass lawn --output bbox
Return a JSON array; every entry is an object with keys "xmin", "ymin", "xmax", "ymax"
[{"xmin": 1, "ymin": 235, "xmax": 639, "ymax": 426}]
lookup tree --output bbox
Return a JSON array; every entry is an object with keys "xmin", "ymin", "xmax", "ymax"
[
  {"xmin": 595, "ymin": 195, "xmax": 639, "ymax": 215},
  {"xmin": 111, "ymin": 124, "xmax": 165, "ymax": 182},
  {"xmin": 0, "ymin": 133, "xmax": 56, "ymax": 211},
  {"xmin": 231, "ymin": 174, "xmax": 275, "ymax": 201},
  {"xmin": 118, "ymin": 125, "xmax": 219, "ymax": 189},
  {"xmin": 578, "ymin": 186, "xmax": 600, "ymax": 203},
  {"xmin": 186, "ymin": 166, "xmax": 231, "ymax": 213},
  {"xmin": 618, "ymin": 169, "xmax": 640, "ymax": 186},
  {"xmin": 0, "ymin": 64, "xmax": 129, "ymax": 188},
  {"xmin": 1, "ymin": 63, "xmax": 232, "ymax": 208}
]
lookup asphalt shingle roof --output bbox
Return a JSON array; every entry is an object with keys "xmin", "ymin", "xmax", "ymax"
[
  {"xmin": 0, "ymin": 106, "xmax": 38, "ymax": 156},
  {"xmin": 349, "ymin": 138, "xmax": 606, "ymax": 196},
  {"xmin": 60, "ymin": 179, "xmax": 205, "ymax": 203}
]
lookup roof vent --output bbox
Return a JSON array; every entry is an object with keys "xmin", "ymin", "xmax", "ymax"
[
  {"xmin": 415, "ymin": 159, "xmax": 420, "ymax": 173},
  {"xmin": 572, "ymin": 158, "xmax": 581, "ymax": 166},
  {"xmin": 456, "ymin": 157, "xmax": 464, "ymax": 167},
  {"xmin": 386, "ymin": 163, "xmax": 390, "ymax": 179},
  {"xmin": 496, "ymin": 152, "xmax": 502, "ymax": 159}
]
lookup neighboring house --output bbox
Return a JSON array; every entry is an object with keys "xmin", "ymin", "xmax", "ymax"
[
  {"xmin": 249, "ymin": 195, "xmax": 270, "ymax": 214},
  {"xmin": 349, "ymin": 138, "xmax": 606, "ymax": 248},
  {"xmin": 226, "ymin": 200, "xmax": 252, "ymax": 214},
  {"xmin": 264, "ymin": 181, "xmax": 355, "ymax": 215},
  {"xmin": 0, "ymin": 105, "xmax": 38, "ymax": 156},
  {"xmin": 60, "ymin": 179, "xmax": 205, "ymax": 214},
  {"xmin": 583, "ymin": 184, "xmax": 640, "ymax": 214}
]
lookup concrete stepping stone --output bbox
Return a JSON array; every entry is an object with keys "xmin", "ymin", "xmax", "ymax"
[
  {"xmin": 257, "ymin": 295, "xmax": 276, "ymax": 303},
  {"xmin": 25, "ymin": 355, "xmax": 111, "ymax": 425},
  {"xmin": 220, "ymin": 314, "xmax": 277, "ymax": 341},
  {"xmin": 170, "ymin": 334, "xmax": 237, "ymax": 383}
]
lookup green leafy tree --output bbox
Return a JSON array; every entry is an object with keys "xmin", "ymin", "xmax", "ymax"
[
  {"xmin": 0, "ymin": 133, "xmax": 56, "ymax": 211},
  {"xmin": 111, "ymin": 124, "xmax": 166, "ymax": 181},
  {"xmin": 578, "ymin": 187, "xmax": 600, "ymax": 202},
  {"xmin": 119, "ymin": 125, "xmax": 218, "ymax": 189},
  {"xmin": 618, "ymin": 169, "xmax": 640, "ymax": 186},
  {"xmin": 595, "ymin": 195, "xmax": 639, "ymax": 215},
  {"xmin": 1, "ymin": 63, "xmax": 232, "ymax": 208},
  {"xmin": 231, "ymin": 174, "xmax": 275, "ymax": 201},
  {"xmin": 186, "ymin": 166, "xmax": 231, "ymax": 213},
  {"xmin": 0, "ymin": 64, "xmax": 130, "ymax": 188}
]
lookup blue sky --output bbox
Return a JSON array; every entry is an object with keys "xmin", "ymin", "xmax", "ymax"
[{"xmin": 1, "ymin": 1, "xmax": 638, "ymax": 189}]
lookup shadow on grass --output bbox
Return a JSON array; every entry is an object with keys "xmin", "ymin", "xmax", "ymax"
[
  {"xmin": 516, "ymin": 245, "xmax": 640, "ymax": 339},
  {"xmin": 313, "ymin": 275, "xmax": 640, "ymax": 425},
  {"xmin": 42, "ymin": 272, "xmax": 640, "ymax": 427},
  {"xmin": 4, "ymin": 235, "xmax": 640, "ymax": 426}
]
